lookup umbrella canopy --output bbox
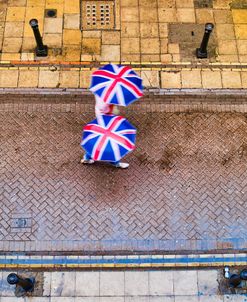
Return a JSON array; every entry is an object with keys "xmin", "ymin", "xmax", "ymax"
[
  {"xmin": 81, "ymin": 115, "xmax": 136, "ymax": 162},
  {"xmin": 89, "ymin": 63, "xmax": 143, "ymax": 106}
]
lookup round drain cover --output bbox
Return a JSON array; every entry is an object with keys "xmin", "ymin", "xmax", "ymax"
[{"xmin": 45, "ymin": 9, "xmax": 57, "ymax": 18}]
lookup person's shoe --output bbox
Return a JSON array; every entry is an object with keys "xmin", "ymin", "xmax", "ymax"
[
  {"xmin": 112, "ymin": 107, "xmax": 120, "ymax": 115},
  {"xmin": 81, "ymin": 158, "xmax": 95, "ymax": 164},
  {"xmin": 115, "ymin": 162, "xmax": 129, "ymax": 169}
]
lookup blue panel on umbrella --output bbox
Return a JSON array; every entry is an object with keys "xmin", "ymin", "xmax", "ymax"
[
  {"xmin": 115, "ymin": 120, "xmax": 128, "ymax": 131},
  {"xmin": 110, "ymin": 93, "xmax": 120, "ymax": 105},
  {"xmin": 101, "ymin": 140, "xmax": 116, "ymax": 161},
  {"xmin": 124, "ymin": 133, "xmax": 136, "ymax": 143},
  {"xmin": 121, "ymin": 85, "xmax": 135, "ymax": 104},
  {"xmin": 82, "ymin": 135, "xmax": 99, "ymax": 153},
  {"xmin": 91, "ymin": 76, "xmax": 110, "ymax": 86},
  {"xmin": 118, "ymin": 144, "xmax": 129, "ymax": 157},
  {"xmin": 102, "ymin": 114, "xmax": 113, "ymax": 125},
  {"xmin": 126, "ymin": 76, "xmax": 143, "ymax": 87},
  {"xmin": 100, "ymin": 64, "xmax": 115, "ymax": 73}
]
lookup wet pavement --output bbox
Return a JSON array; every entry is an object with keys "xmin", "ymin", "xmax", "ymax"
[{"xmin": 1, "ymin": 100, "xmax": 247, "ymax": 253}]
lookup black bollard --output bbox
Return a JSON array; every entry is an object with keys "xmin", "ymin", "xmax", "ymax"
[
  {"xmin": 229, "ymin": 274, "xmax": 241, "ymax": 288},
  {"xmin": 240, "ymin": 269, "xmax": 247, "ymax": 280},
  {"xmin": 196, "ymin": 23, "xmax": 214, "ymax": 59},
  {"xmin": 29, "ymin": 19, "xmax": 48, "ymax": 57},
  {"xmin": 7, "ymin": 273, "xmax": 35, "ymax": 293}
]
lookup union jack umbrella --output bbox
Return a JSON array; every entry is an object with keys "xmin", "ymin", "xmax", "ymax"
[
  {"xmin": 81, "ymin": 115, "xmax": 136, "ymax": 162},
  {"xmin": 89, "ymin": 63, "xmax": 143, "ymax": 106}
]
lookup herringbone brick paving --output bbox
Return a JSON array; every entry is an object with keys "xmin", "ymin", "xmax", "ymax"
[{"xmin": 1, "ymin": 103, "xmax": 247, "ymax": 252}]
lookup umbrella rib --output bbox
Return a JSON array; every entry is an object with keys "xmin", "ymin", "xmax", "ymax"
[
  {"xmin": 115, "ymin": 82, "xmax": 125, "ymax": 106},
  {"xmin": 111, "ymin": 140, "xmax": 121, "ymax": 161}
]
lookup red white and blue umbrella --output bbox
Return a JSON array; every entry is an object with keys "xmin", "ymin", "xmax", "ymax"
[
  {"xmin": 89, "ymin": 63, "xmax": 143, "ymax": 106},
  {"xmin": 81, "ymin": 115, "xmax": 136, "ymax": 162}
]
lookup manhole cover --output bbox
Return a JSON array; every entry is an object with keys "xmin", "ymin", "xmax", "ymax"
[
  {"xmin": 15, "ymin": 218, "xmax": 27, "ymax": 228},
  {"xmin": 81, "ymin": 0, "xmax": 115, "ymax": 30},
  {"xmin": 44, "ymin": 9, "xmax": 57, "ymax": 18},
  {"xmin": 11, "ymin": 213, "xmax": 32, "ymax": 233}
]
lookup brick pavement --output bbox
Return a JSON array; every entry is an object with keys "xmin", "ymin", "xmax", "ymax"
[{"xmin": 1, "ymin": 97, "xmax": 247, "ymax": 253}]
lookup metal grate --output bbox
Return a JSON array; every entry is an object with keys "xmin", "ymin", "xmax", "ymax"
[
  {"xmin": 194, "ymin": 0, "xmax": 213, "ymax": 8},
  {"xmin": 81, "ymin": 0, "xmax": 115, "ymax": 30}
]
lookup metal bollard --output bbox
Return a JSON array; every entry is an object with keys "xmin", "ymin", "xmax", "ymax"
[
  {"xmin": 229, "ymin": 274, "xmax": 242, "ymax": 288},
  {"xmin": 7, "ymin": 273, "xmax": 35, "ymax": 294},
  {"xmin": 196, "ymin": 23, "xmax": 214, "ymax": 59},
  {"xmin": 29, "ymin": 19, "xmax": 48, "ymax": 57},
  {"xmin": 224, "ymin": 267, "xmax": 247, "ymax": 288},
  {"xmin": 240, "ymin": 269, "xmax": 247, "ymax": 280}
]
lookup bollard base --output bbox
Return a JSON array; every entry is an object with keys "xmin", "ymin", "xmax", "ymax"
[
  {"xmin": 229, "ymin": 274, "xmax": 242, "ymax": 288},
  {"xmin": 25, "ymin": 277, "xmax": 35, "ymax": 292},
  {"xmin": 196, "ymin": 48, "xmax": 207, "ymax": 59},
  {"xmin": 14, "ymin": 277, "xmax": 35, "ymax": 297},
  {"xmin": 35, "ymin": 45, "xmax": 48, "ymax": 57}
]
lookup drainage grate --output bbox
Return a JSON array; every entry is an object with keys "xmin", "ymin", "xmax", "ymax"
[
  {"xmin": 194, "ymin": 0, "xmax": 213, "ymax": 8},
  {"xmin": 81, "ymin": 0, "xmax": 115, "ymax": 30},
  {"xmin": 11, "ymin": 213, "xmax": 32, "ymax": 233}
]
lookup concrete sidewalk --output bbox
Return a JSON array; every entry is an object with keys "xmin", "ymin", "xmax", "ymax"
[
  {"xmin": 1, "ymin": 268, "xmax": 247, "ymax": 302},
  {"xmin": 0, "ymin": 0, "xmax": 246, "ymax": 64},
  {"xmin": 0, "ymin": 0, "xmax": 246, "ymax": 90}
]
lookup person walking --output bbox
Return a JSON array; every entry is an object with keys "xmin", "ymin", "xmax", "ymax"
[
  {"xmin": 81, "ymin": 96, "xmax": 129, "ymax": 169},
  {"xmin": 81, "ymin": 63, "xmax": 143, "ymax": 169}
]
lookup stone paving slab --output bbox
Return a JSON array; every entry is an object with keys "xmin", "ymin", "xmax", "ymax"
[
  {"xmin": 0, "ymin": 269, "xmax": 247, "ymax": 301},
  {"xmin": 0, "ymin": 0, "xmax": 247, "ymax": 64},
  {"xmin": 1, "ymin": 0, "xmax": 247, "ymax": 97},
  {"xmin": 1, "ymin": 1, "xmax": 247, "ymax": 90},
  {"xmin": 0, "ymin": 65, "xmax": 247, "ymax": 89},
  {"xmin": 1, "ymin": 97, "xmax": 247, "ymax": 253}
]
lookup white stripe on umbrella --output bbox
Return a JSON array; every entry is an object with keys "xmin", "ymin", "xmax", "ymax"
[
  {"xmin": 90, "ymin": 80, "xmax": 112, "ymax": 93},
  {"xmin": 115, "ymin": 82, "xmax": 126, "ymax": 106},
  {"xmin": 81, "ymin": 132, "xmax": 99, "ymax": 145},
  {"xmin": 109, "ymin": 116, "xmax": 125, "ymax": 132},
  {"xmin": 117, "ymin": 129, "xmax": 136, "ymax": 135},
  {"xmin": 111, "ymin": 140, "xmax": 121, "ymax": 161}
]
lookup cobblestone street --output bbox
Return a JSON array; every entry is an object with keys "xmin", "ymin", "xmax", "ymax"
[{"xmin": 1, "ymin": 99, "xmax": 247, "ymax": 252}]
